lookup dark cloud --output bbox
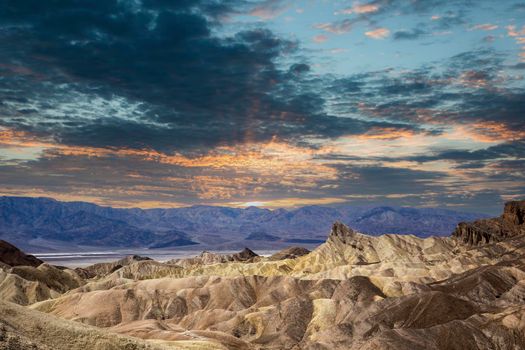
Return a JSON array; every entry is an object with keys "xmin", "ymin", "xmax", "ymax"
[
  {"xmin": 1, "ymin": 1, "xmax": 513, "ymax": 155},
  {"xmin": 407, "ymin": 141, "xmax": 525, "ymax": 163},
  {"xmin": 482, "ymin": 35, "xmax": 496, "ymax": 43},
  {"xmin": 2, "ymin": 0, "xmax": 399, "ymax": 152},
  {"xmin": 510, "ymin": 3, "xmax": 525, "ymax": 11},
  {"xmin": 429, "ymin": 10, "xmax": 467, "ymax": 29},
  {"xmin": 393, "ymin": 28, "xmax": 427, "ymax": 40},
  {"xmin": 333, "ymin": 165, "xmax": 444, "ymax": 195},
  {"xmin": 509, "ymin": 62, "xmax": 525, "ymax": 70}
]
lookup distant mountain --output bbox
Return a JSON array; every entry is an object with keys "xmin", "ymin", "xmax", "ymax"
[
  {"xmin": 246, "ymin": 232, "xmax": 281, "ymax": 241},
  {"xmin": 0, "ymin": 196, "xmax": 488, "ymax": 251}
]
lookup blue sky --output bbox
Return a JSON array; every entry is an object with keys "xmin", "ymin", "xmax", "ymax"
[
  {"xmin": 231, "ymin": 0, "xmax": 523, "ymax": 75},
  {"xmin": 0, "ymin": 0, "xmax": 524, "ymax": 214}
]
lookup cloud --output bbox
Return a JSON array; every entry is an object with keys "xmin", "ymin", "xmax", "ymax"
[
  {"xmin": 353, "ymin": 3, "xmax": 380, "ymax": 14},
  {"xmin": 429, "ymin": 10, "xmax": 466, "ymax": 29},
  {"xmin": 326, "ymin": 49, "xmax": 525, "ymax": 152},
  {"xmin": 315, "ymin": 19, "xmax": 353, "ymax": 34},
  {"xmin": 0, "ymin": 1, "xmax": 523, "ymax": 213},
  {"xmin": 365, "ymin": 27, "xmax": 390, "ymax": 39},
  {"xmin": 469, "ymin": 23, "xmax": 498, "ymax": 31},
  {"xmin": 2, "ymin": 0, "xmax": 398, "ymax": 154},
  {"xmin": 318, "ymin": 1, "xmax": 471, "ymax": 44},
  {"xmin": 407, "ymin": 140, "xmax": 525, "ymax": 163},
  {"xmin": 313, "ymin": 34, "xmax": 328, "ymax": 43},
  {"xmin": 248, "ymin": 0, "xmax": 289, "ymax": 20},
  {"xmin": 335, "ymin": 3, "xmax": 380, "ymax": 15},
  {"xmin": 507, "ymin": 25, "xmax": 525, "ymax": 37},
  {"xmin": 393, "ymin": 28, "xmax": 427, "ymax": 40},
  {"xmin": 511, "ymin": 3, "xmax": 525, "ymax": 10},
  {"xmin": 482, "ymin": 35, "xmax": 496, "ymax": 43},
  {"xmin": 505, "ymin": 25, "xmax": 525, "ymax": 60},
  {"xmin": 357, "ymin": 127, "xmax": 417, "ymax": 140}
]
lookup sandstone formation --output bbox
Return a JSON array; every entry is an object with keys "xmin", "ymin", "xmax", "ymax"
[
  {"xmin": 453, "ymin": 200, "xmax": 525, "ymax": 245},
  {"xmin": 1, "ymin": 200, "xmax": 525, "ymax": 349}
]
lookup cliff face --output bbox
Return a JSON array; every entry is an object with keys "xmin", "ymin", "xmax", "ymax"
[
  {"xmin": 503, "ymin": 201, "xmax": 525, "ymax": 226},
  {"xmin": 453, "ymin": 200, "xmax": 525, "ymax": 245}
]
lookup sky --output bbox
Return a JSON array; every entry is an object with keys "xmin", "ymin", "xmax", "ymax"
[{"xmin": 0, "ymin": 0, "xmax": 524, "ymax": 214}]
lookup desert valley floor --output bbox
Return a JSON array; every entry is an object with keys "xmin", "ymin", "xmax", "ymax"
[{"xmin": 0, "ymin": 201, "xmax": 524, "ymax": 350}]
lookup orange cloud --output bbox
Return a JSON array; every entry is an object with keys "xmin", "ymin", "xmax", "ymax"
[
  {"xmin": 0, "ymin": 128, "xmax": 339, "ymax": 201},
  {"xmin": 470, "ymin": 23, "xmax": 498, "ymax": 31},
  {"xmin": 457, "ymin": 70, "xmax": 489, "ymax": 88},
  {"xmin": 365, "ymin": 28, "xmax": 390, "ymax": 39},
  {"xmin": 0, "ymin": 129, "xmax": 56, "ymax": 149},
  {"xmin": 353, "ymin": 4, "xmax": 379, "ymax": 14},
  {"xmin": 313, "ymin": 34, "xmax": 328, "ymax": 43},
  {"xmin": 357, "ymin": 127, "xmax": 416, "ymax": 140},
  {"xmin": 336, "ymin": 3, "xmax": 379, "ymax": 15},
  {"xmin": 249, "ymin": 1, "xmax": 289, "ymax": 20},
  {"xmin": 462, "ymin": 121, "xmax": 525, "ymax": 142},
  {"xmin": 507, "ymin": 25, "xmax": 525, "ymax": 37},
  {"xmin": 505, "ymin": 25, "xmax": 525, "ymax": 60}
]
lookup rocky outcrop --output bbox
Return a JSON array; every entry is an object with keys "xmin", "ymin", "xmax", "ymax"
[
  {"xmin": 503, "ymin": 200, "xmax": 525, "ymax": 226},
  {"xmin": 0, "ymin": 240, "xmax": 43, "ymax": 267},
  {"xmin": 230, "ymin": 247, "xmax": 258, "ymax": 261},
  {"xmin": 167, "ymin": 248, "xmax": 259, "ymax": 268},
  {"xmin": 77, "ymin": 255, "xmax": 152, "ymax": 279},
  {"xmin": 269, "ymin": 246, "xmax": 310, "ymax": 260},
  {"xmin": 328, "ymin": 221, "xmax": 357, "ymax": 244},
  {"xmin": 453, "ymin": 200, "xmax": 525, "ymax": 245}
]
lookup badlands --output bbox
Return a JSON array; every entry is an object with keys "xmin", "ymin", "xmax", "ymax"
[{"xmin": 0, "ymin": 200, "xmax": 524, "ymax": 350}]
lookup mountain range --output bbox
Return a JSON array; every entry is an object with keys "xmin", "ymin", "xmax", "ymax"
[{"xmin": 0, "ymin": 196, "xmax": 488, "ymax": 251}]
